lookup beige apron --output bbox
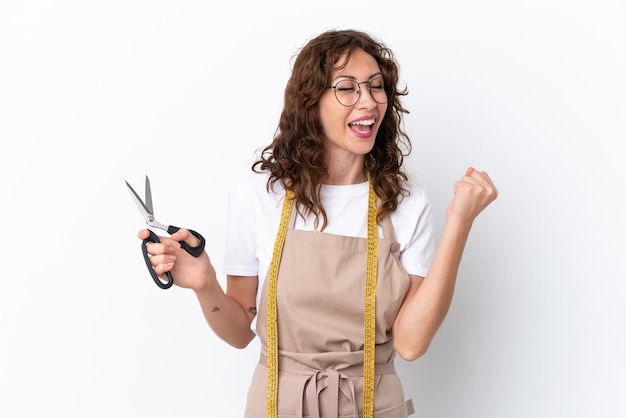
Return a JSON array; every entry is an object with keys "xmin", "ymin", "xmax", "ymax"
[{"xmin": 245, "ymin": 200, "xmax": 415, "ymax": 418}]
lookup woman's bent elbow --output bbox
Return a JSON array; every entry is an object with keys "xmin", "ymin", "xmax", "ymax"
[
  {"xmin": 220, "ymin": 329, "xmax": 256, "ymax": 350},
  {"xmin": 394, "ymin": 340, "xmax": 431, "ymax": 361}
]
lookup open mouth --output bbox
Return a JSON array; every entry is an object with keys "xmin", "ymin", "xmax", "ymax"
[{"xmin": 348, "ymin": 118, "xmax": 376, "ymax": 134}]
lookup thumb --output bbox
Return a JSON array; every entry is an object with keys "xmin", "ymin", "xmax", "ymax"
[{"xmin": 171, "ymin": 227, "xmax": 202, "ymax": 248}]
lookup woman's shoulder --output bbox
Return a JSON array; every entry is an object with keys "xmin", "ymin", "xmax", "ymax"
[
  {"xmin": 389, "ymin": 176, "xmax": 432, "ymax": 225},
  {"xmin": 399, "ymin": 176, "xmax": 431, "ymax": 207},
  {"xmin": 229, "ymin": 170, "xmax": 285, "ymax": 209}
]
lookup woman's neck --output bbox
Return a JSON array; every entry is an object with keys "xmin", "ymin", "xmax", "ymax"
[{"xmin": 324, "ymin": 166, "xmax": 367, "ymax": 185}]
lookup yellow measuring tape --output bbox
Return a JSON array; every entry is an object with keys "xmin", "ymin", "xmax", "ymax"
[
  {"xmin": 266, "ymin": 178, "xmax": 378, "ymax": 418},
  {"xmin": 363, "ymin": 174, "xmax": 378, "ymax": 418},
  {"xmin": 266, "ymin": 189, "xmax": 294, "ymax": 417}
]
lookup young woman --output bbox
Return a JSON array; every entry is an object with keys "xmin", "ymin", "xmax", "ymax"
[{"xmin": 138, "ymin": 29, "xmax": 498, "ymax": 418}]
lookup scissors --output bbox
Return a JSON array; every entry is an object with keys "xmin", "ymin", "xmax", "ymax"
[{"xmin": 126, "ymin": 175, "xmax": 206, "ymax": 289}]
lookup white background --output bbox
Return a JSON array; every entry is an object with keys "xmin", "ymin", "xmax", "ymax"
[{"xmin": 1, "ymin": 1, "xmax": 625, "ymax": 417}]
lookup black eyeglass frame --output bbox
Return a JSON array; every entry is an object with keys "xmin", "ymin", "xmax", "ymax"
[{"xmin": 325, "ymin": 76, "xmax": 388, "ymax": 107}]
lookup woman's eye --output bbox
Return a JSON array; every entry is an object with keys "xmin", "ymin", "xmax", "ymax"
[
  {"xmin": 335, "ymin": 80, "xmax": 358, "ymax": 92},
  {"xmin": 371, "ymin": 79, "xmax": 384, "ymax": 90}
]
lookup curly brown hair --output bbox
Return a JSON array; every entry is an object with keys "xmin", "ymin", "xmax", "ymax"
[{"xmin": 252, "ymin": 29, "xmax": 412, "ymax": 229}]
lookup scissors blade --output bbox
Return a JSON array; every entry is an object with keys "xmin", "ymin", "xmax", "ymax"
[
  {"xmin": 144, "ymin": 175, "xmax": 154, "ymax": 215},
  {"xmin": 125, "ymin": 180, "xmax": 153, "ymax": 221}
]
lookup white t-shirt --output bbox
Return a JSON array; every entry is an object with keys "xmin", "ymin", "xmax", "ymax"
[{"xmin": 223, "ymin": 171, "xmax": 435, "ymax": 296}]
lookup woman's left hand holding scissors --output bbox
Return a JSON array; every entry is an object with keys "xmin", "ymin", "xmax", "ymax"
[{"xmin": 138, "ymin": 227, "xmax": 216, "ymax": 291}]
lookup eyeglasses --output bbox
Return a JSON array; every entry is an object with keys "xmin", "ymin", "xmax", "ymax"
[{"xmin": 326, "ymin": 76, "xmax": 388, "ymax": 107}]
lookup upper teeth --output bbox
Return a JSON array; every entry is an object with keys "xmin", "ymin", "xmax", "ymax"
[{"xmin": 351, "ymin": 119, "xmax": 375, "ymax": 126}]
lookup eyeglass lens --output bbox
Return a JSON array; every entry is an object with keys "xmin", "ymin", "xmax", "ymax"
[{"xmin": 333, "ymin": 77, "xmax": 387, "ymax": 106}]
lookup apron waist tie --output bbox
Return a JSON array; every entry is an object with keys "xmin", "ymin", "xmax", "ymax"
[{"xmin": 259, "ymin": 353, "xmax": 395, "ymax": 418}]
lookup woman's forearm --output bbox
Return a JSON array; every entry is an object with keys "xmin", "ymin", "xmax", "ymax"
[
  {"xmin": 194, "ymin": 276, "xmax": 257, "ymax": 349},
  {"xmin": 393, "ymin": 219, "xmax": 472, "ymax": 360}
]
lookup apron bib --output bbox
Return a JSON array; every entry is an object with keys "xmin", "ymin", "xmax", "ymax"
[{"xmin": 245, "ymin": 190, "xmax": 415, "ymax": 418}]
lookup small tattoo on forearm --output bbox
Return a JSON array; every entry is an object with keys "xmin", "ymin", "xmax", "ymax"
[
  {"xmin": 212, "ymin": 306, "xmax": 220, "ymax": 312},
  {"xmin": 247, "ymin": 307, "xmax": 257, "ymax": 316}
]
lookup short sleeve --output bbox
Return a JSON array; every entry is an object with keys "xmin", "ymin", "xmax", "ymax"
[
  {"xmin": 393, "ymin": 182, "xmax": 435, "ymax": 277},
  {"xmin": 222, "ymin": 180, "xmax": 259, "ymax": 277}
]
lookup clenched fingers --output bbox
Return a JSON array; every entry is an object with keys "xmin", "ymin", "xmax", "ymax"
[{"xmin": 448, "ymin": 167, "xmax": 498, "ymax": 223}]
